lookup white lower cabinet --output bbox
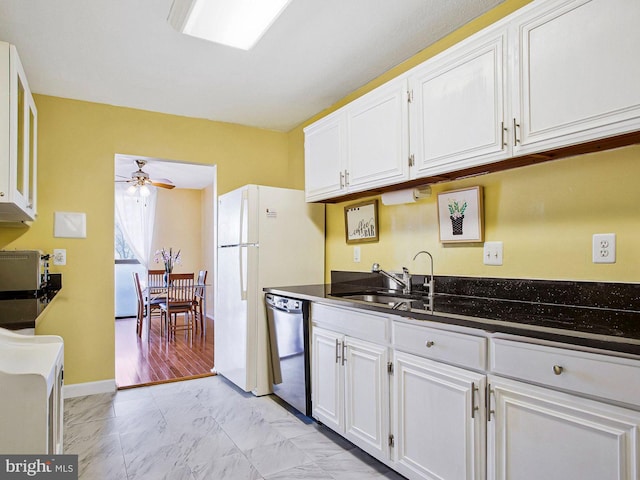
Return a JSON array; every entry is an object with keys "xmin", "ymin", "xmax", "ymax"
[
  {"xmin": 393, "ymin": 351, "xmax": 486, "ymax": 480},
  {"xmin": 487, "ymin": 375, "xmax": 640, "ymax": 480},
  {"xmin": 311, "ymin": 306, "xmax": 640, "ymax": 480},
  {"xmin": 344, "ymin": 336, "xmax": 389, "ymax": 459},
  {"xmin": 311, "ymin": 326, "xmax": 343, "ymax": 431},
  {"xmin": 0, "ymin": 329, "xmax": 64, "ymax": 454},
  {"xmin": 312, "ymin": 325, "xmax": 389, "ymax": 460}
]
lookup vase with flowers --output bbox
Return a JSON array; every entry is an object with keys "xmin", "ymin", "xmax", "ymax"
[{"xmin": 154, "ymin": 247, "xmax": 181, "ymax": 285}]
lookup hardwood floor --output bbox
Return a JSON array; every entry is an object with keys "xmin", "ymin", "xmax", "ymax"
[{"xmin": 115, "ymin": 314, "xmax": 214, "ymax": 388}]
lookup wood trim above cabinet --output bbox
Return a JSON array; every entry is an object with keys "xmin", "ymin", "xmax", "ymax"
[{"xmin": 311, "ymin": 130, "xmax": 640, "ymax": 204}]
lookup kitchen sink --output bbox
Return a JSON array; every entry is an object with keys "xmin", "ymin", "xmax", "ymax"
[
  {"xmin": 332, "ymin": 291, "xmax": 433, "ymax": 312},
  {"xmin": 339, "ymin": 293, "xmax": 411, "ymax": 305}
]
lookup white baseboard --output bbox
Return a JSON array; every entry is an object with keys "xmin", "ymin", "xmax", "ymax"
[{"xmin": 63, "ymin": 379, "xmax": 117, "ymax": 399}]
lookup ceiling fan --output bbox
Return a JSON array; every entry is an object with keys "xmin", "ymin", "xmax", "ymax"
[{"xmin": 116, "ymin": 160, "xmax": 175, "ymax": 193}]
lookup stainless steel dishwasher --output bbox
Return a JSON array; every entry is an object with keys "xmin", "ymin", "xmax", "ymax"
[{"xmin": 265, "ymin": 293, "xmax": 311, "ymax": 416}]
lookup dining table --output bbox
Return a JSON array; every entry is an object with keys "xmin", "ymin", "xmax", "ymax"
[{"xmin": 141, "ymin": 279, "xmax": 210, "ymax": 341}]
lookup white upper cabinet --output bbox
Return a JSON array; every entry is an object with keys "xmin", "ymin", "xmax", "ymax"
[
  {"xmin": 304, "ymin": 0, "xmax": 640, "ymax": 201},
  {"xmin": 0, "ymin": 42, "xmax": 37, "ymax": 222},
  {"xmin": 510, "ymin": 0, "xmax": 640, "ymax": 154},
  {"xmin": 304, "ymin": 109, "xmax": 346, "ymax": 202},
  {"xmin": 346, "ymin": 78, "xmax": 409, "ymax": 193},
  {"xmin": 304, "ymin": 77, "xmax": 409, "ymax": 202},
  {"xmin": 409, "ymin": 24, "xmax": 508, "ymax": 179}
]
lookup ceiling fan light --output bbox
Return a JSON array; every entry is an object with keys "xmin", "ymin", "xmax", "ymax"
[
  {"xmin": 127, "ymin": 185, "xmax": 137, "ymax": 195},
  {"xmin": 140, "ymin": 185, "xmax": 152, "ymax": 197},
  {"xmin": 168, "ymin": 0, "xmax": 292, "ymax": 50}
]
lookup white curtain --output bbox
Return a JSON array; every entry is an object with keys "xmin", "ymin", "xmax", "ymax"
[{"xmin": 114, "ymin": 184, "xmax": 157, "ymax": 268}]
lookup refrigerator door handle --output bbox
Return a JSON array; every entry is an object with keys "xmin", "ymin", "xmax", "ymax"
[
  {"xmin": 239, "ymin": 245, "xmax": 248, "ymax": 301},
  {"xmin": 240, "ymin": 187, "xmax": 248, "ymax": 245}
]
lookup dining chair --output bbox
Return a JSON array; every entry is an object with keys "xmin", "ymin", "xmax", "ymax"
[
  {"xmin": 148, "ymin": 269, "xmax": 165, "ymax": 293},
  {"xmin": 160, "ymin": 272, "xmax": 195, "ymax": 341},
  {"xmin": 133, "ymin": 272, "xmax": 163, "ymax": 337},
  {"xmin": 192, "ymin": 270, "xmax": 208, "ymax": 335}
]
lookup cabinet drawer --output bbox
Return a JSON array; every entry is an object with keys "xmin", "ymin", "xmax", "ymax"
[
  {"xmin": 490, "ymin": 338, "xmax": 640, "ymax": 407},
  {"xmin": 393, "ymin": 321, "xmax": 486, "ymax": 371},
  {"xmin": 311, "ymin": 303, "xmax": 389, "ymax": 344}
]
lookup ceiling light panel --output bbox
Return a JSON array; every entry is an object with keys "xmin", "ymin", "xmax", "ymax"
[{"xmin": 169, "ymin": 0, "xmax": 292, "ymax": 50}]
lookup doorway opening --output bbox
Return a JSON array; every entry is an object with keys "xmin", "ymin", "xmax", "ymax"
[{"xmin": 114, "ymin": 154, "xmax": 217, "ymax": 388}]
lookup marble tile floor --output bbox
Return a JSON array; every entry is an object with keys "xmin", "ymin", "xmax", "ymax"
[{"xmin": 64, "ymin": 375, "xmax": 406, "ymax": 480}]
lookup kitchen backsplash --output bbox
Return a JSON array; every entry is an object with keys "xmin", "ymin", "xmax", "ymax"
[{"xmin": 331, "ymin": 270, "xmax": 639, "ymax": 311}]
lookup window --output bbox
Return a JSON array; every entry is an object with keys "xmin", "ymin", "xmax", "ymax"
[{"xmin": 115, "ymin": 222, "xmax": 138, "ymax": 262}]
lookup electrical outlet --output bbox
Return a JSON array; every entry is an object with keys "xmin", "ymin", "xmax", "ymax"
[
  {"xmin": 353, "ymin": 246, "xmax": 361, "ymax": 263},
  {"xmin": 592, "ymin": 233, "xmax": 616, "ymax": 264},
  {"xmin": 483, "ymin": 241, "xmax": 503, "ymax": 266},
  {"xmin": 53, "ymin": 249, "xmax": 66, "ymax": 266}
]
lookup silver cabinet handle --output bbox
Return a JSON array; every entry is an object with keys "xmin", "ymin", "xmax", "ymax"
[
  {"xmin": 344, "ymin": 169, "xmax": 349, "ymax": 187},
  {"xmin": 335, "ymin": 339, "xmax": 341, "ymax": 364},
  {"xmin": 486, "ymin": 384, "xmax": 494, "ymax": 421},
  {"xmin": 513, "ymin": 118, "xmax": 520, "ymax": 146},
  {"xmin": 471, "ymin": 382, "xmax": 479, "ymax": 419},
  {"xmin": 425, "ymin": 340, "xmax": 435, "ymax": 348},
  {"xmin": 339, "ymin": 171, "xmax": 345, "ymax": 189},
  {"xmin": 553, "ymin": 365, "xmax": 563, "ymax": 375},
  {"xmin": 341, "ymin": 342, "xmax": 347, "ymax": 366},
  {"xmin": 501, "ymin": 121, "xmax": 507, "ymax": 147}
]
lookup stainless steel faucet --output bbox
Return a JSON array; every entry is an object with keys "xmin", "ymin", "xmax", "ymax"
[
  {"xmin": 413, "ymin": 251, "xmax": 434, "ymax": 308},
  {"xmin": 371, "ymin": 263, "xmax": 411, "ymax": 294}
]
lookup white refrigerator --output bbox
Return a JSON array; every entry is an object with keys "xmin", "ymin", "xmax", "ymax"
[{"xmin": 214, "ymin": 185, "xmax": 325, "ymax": 396}]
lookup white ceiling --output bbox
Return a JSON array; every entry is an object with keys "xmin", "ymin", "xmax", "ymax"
[{"xmin": 0, "ymin": 0, "xmax": 503, "ymax": 133}]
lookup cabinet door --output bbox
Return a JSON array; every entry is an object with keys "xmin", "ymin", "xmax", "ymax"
[
  {"xmin": 0, "ymin": 43, "xmax": 37, "ymax": 222},
  {"xmin": 393, "ymin": 351, "xmax": 486, "ymax": 480},
  {"xmin": 346, "ymin": 78, "xmax": 409, "ymax": 192},
  {"xmin": 343, "ymin": 336, "xmax": 389, "ymax": 460},
  {"xmin": 311, "ymin": 327, "xmax": 344, "ymax": 432},
  {"xmin": 511, "ymin": 0, "xmax": 640, "ymax": 154},
  {"xmin": 15, "ymin": 60, "xmax": 37, "ymax": 219},
  {"xmin": 304, "ymin": 109, "xmax": 346, "ymax": 202},
  {"xmin": 409, "ymin": 26, "xmax": 507, "ymax": 179},
  {"xmin": 487, "ymin": 376, "xmax": 640, "ymax": 480}
]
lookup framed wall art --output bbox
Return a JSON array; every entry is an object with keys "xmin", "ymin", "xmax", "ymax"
[
  {"xmin": 344, "ymin": 199, "xmax": 379, "ymax": 244},
  {"xmin": 437, "ymin": 186, "xmax": 483, "ymax": 243}
]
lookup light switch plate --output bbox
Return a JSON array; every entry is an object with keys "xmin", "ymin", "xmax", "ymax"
[
  {"xmin": 483, "ymin": 241, "xmax": 503, "ymax": 266},
  {"xmin": 353, "ymin": 246, "xmax": 361, "ymax": 263},
  {"xmin": 54, "ymin": 212, "xmax": 87, "ymax": 238}
]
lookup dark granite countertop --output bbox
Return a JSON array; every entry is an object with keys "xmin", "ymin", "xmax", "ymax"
[
  {"xmin": 0, "ymin": 285, "xmax": 61, "ymax": 330},
  {"xmin": 264, "ymin": 276, "xmax": 640, "ymax": 356}
]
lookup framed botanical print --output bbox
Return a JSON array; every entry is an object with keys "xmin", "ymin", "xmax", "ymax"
[{"xmin": 437, "ymin": 186, "xmax": 483, "ymax": 243}]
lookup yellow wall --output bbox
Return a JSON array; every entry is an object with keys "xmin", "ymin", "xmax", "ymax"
[
  {"xmin": 1, "ymin": 0, "xmax": 637, "ymax": 388},
  {"xmin": 0, "ymin": 95, "xmax": 291, "ymax": 386},
  {"xmin": 150, "ymin": 188, "xmax": 203, "ymax": 274},
  {"xmin": 326, "ymin": 145, "xmax": 640, "ymax": 283},
  {"xmin": 288, "ymin": 0, "xmax": 639, "ymax": 284}
]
